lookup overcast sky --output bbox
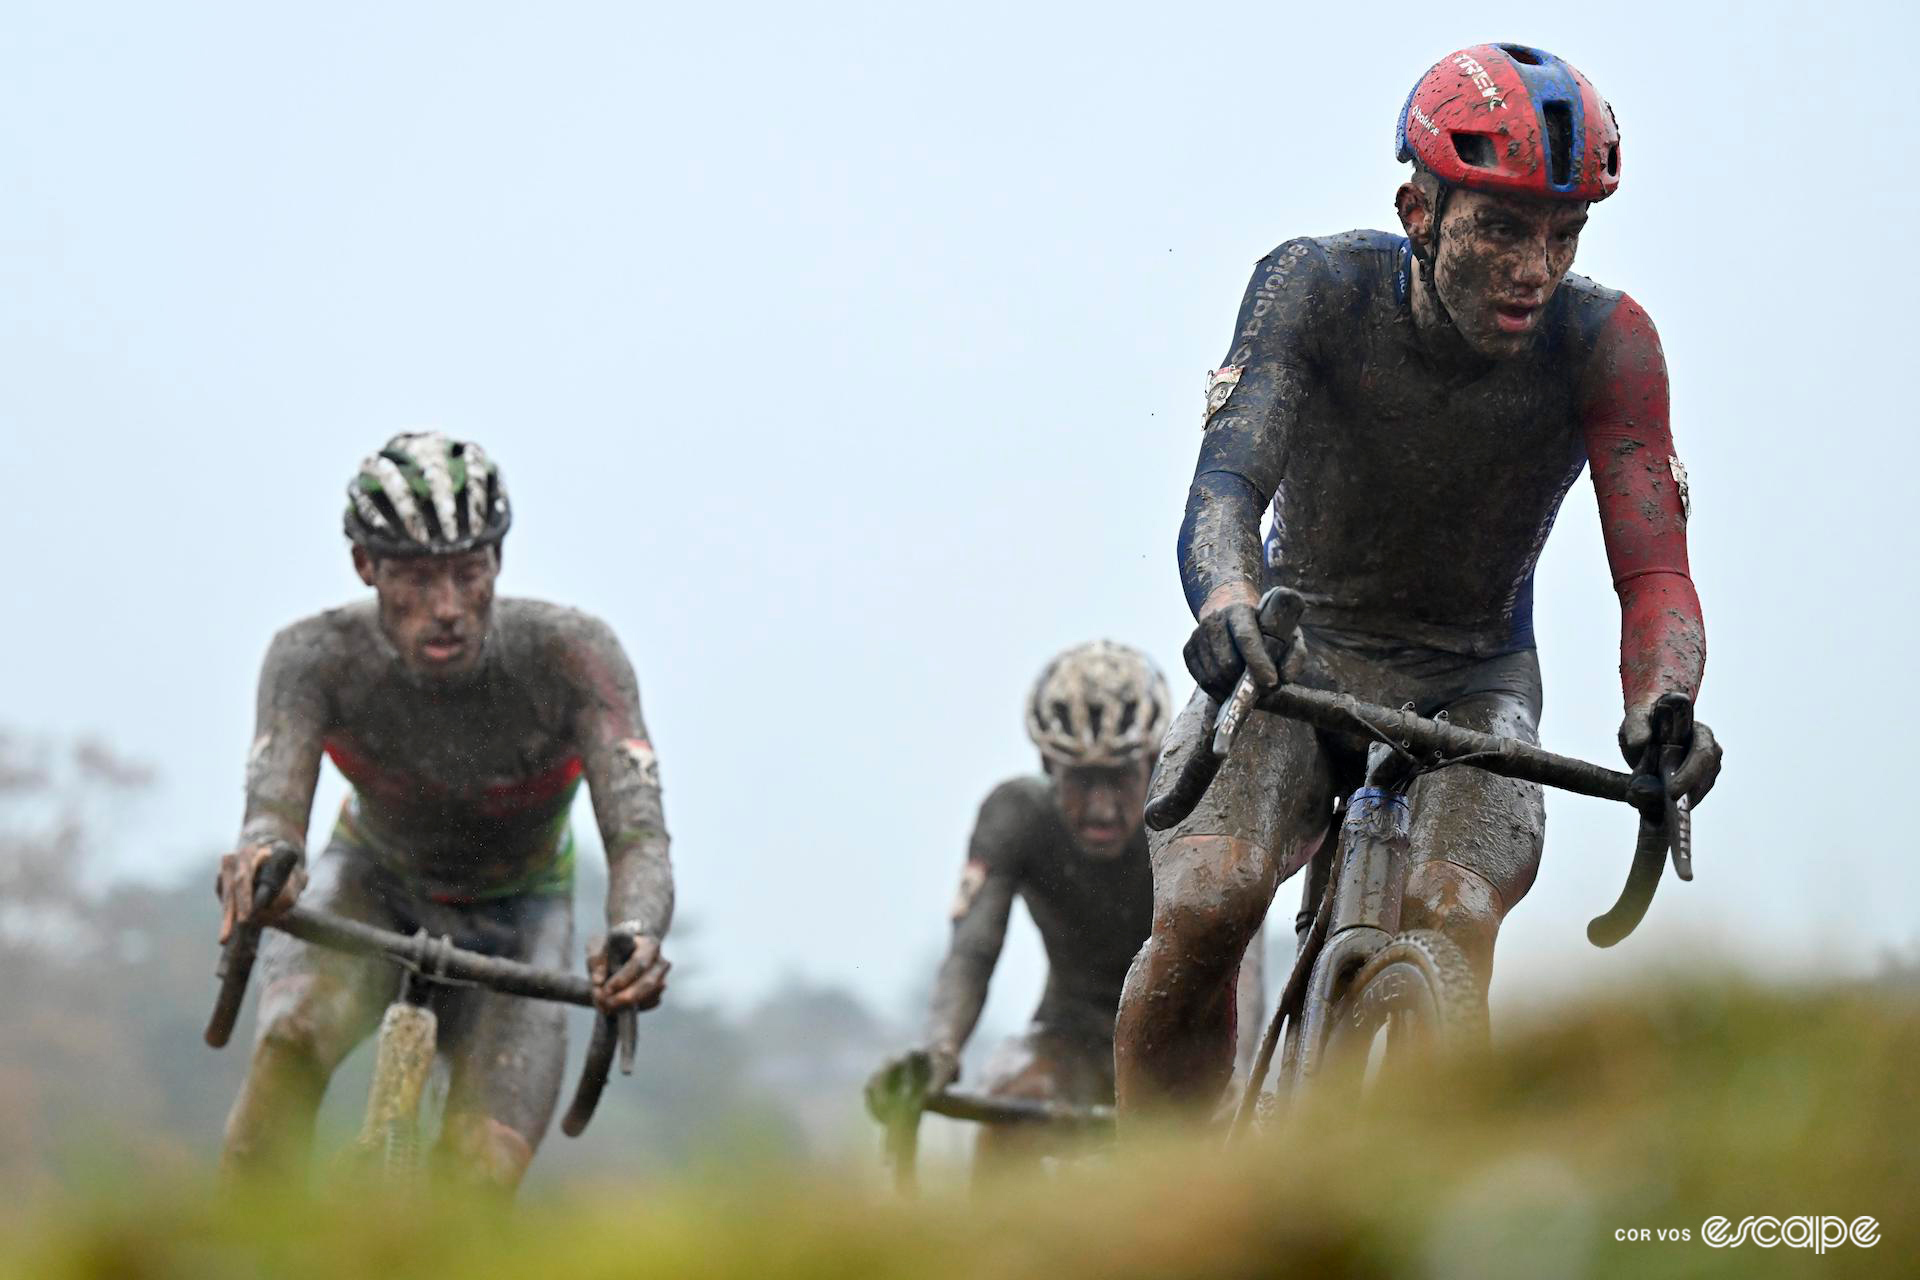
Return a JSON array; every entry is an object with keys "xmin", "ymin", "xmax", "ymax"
[{"xmin": 5, "ymin": 2, "xmax": 1914, "ymax": 1042}]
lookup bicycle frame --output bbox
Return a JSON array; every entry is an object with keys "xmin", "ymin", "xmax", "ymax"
[
  {"xmin": 1285, "ymin": 752, "xmax": 1421, "ymax": 1088},
  {"xmin": 1149, "ymin": 588, "xmax": 1700, "ymax": 1139},
  {"xmin": 1223, "ymin": 744, "xmax": 1422, "ymax": 1135}
]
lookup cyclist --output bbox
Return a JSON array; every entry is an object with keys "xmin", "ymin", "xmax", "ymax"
[
  {"xmin": 870, "ymin": 642, "xmax": 1230, "ymax": 1178},
  {"xmin": 214, "ymin": 431, "xmax": 673, "ymax": 1191},
  {"xmin": 1116, "ymin": 44, "xmax": 1724, "ymax": 1115}
]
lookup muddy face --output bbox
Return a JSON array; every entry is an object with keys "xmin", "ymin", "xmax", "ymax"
[
  {"xmin": 1050, "ymin": 760, "xmax": 1151, "ymax": 858},
  {"xmin": 352, "ymin": 545, "xmax": 499, "ymax": 680},
  {"xmin": 1404, "ymin": 185, "xmax": 1589, "ymax": 359}
]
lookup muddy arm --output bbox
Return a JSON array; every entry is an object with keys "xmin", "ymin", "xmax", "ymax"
[
  {"xmin": 236, "ymin": 625, "xmax": 329, "ymax": 862},
  {"xmin": 1580, "ymin": 295, "xmax": 1705, "ymax": 719},
  {"xmin": 206, "ymin": 628, "xmax": 330, "ymax": 1048},
  {"xmin": 565, "ymin": 616, "xmax": 673, "ymax": 938},
  {"xmin": 1177, "ymin": 241, "xmax": 1327, "ymax": 617},
  {"xmin": 924, "ymin": 862, "xmax": 1014, "ymax": 1059}
]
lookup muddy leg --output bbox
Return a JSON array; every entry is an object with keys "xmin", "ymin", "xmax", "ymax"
[
  {"xmin": 970, "ymin": 1028, "xmax": 1106, "ymax": 1189},
  {"xmin": 1400, "ymin": 862, "xmax": 1506, "ymax": 1000},
  {"xmin": 971, "ymin": 1039, "xmax": 1059, "ymax": 1188},
  {"xmin": 221, "ymin": 968, "xmax": 390, "ymax": 1179},
  {"xmin": 1115, "ymin": 691, "xmax": 1331, "ymax": 1121},
  {"xmin": 438, "ymin": 1113, "xmax": 538, "ymax": 1192},
  {"xmin": 1401, "ymin": 687, "xmax": 1545, "ymax": 1010},
  {"xmin": 433, "ymin": 893, "xmax": 572, "ymax": 1196},
  {"xmin": 1232, "ymin": 923, "xmax": 1267, "ymax": 1079},
  {"xmin": 220, "ymin": 850, "xmax": 396, "ymax": 1181}
]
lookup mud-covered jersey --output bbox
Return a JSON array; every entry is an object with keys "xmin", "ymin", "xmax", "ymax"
[
  {"xmin": 1180, "ymin": 230, "xmax": 1703, "ymax": 709},
  {"xmin": 238, "ymin": 598, "xmax": 672, "ymax": 927},
  {"xmin": 926, "ymin": 776, "xmax": 1152, "ymax": 1051}
]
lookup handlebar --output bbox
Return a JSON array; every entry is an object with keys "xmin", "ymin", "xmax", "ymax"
[
  {"xmin": 1146, "ymin": 587, "xmax": 1696, "ymax": 946},
  {"xmin": 923, "ymin": 1089, "xmax": 1114, "ymax": 1132},
  {"xmin": 1586, "ymin": 693, "xmax": 1695, "ymax": 947},
  {"xmin": 205, "ymin": 903, "xmax": 633, "ymax": 1136},
  {"xmin": 872, "ymin": 1080, "xmax": 1114, "ymax": 1195},
  {"xmin": 866, "ymin": 1056, "xmax": 1116, "ymax": 1195}
]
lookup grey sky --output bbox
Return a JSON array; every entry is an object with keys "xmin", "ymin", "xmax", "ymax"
[{"xmin": 5, "ymin": 3, "xmax": 1914, "ymax": 1039}]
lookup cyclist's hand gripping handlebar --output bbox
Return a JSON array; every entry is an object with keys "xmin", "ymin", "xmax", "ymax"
[
  {"xmin": 204, "ymin": 844, "xmax": 302, "ymax": 1048},
  {"xmin": 1586, "ymin": 693, "xmax": 1695, "ymax": 947},
  {"xmin": 561, "ymin": 931, "xmax": 639, "ymax": 1137},
  {"xmin": 1146, "ymin": 588, "xmax": 1307, "ymax": 832}
]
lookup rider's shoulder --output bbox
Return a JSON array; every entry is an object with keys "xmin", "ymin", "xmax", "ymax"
[
  {"xmin": 497, "ymin": 599, "xmax": 636, "ymax": 680},
  {"xmin": 973, "ymin": 775, "xmax": 1058, "ymax": 858},
  {"xmin": 990, "ymin": 775, "xmax": 1052, "ymax": 805},
  {"xmin": 497, "ymin": 598, "xmax": 622, "ymax": 648},
  {"xmin": 1247, "ymin": 230, "xmax": 1398, "ymax": 301},
  {"xmin": 263, "ymin": 603, "xmax": 375, "ymax": 672},
  {"xmin": 1271, "ymin": 229, "xmax": 1402, "ymax": 265},
  {"xmin": 1550, "ymin": 272, "xmax": 1656, "ymax": 350},
  {"xmin": 981, "ymin": 774, "xmax": 1054, "ymax": 815}
]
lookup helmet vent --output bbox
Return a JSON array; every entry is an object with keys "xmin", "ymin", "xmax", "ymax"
[
  {"xmin": 364, "ymin": 489, "xmax": 406, "ymax": 540},
  {"xmin": 1605, "ymin": 143, "xmax": 1619, "ymax": 177},
  {"xmin": 1499, "ymin": 44, "xmax": 1544, "ymax": 65},
  {"xmin": 1451, "ymin": 133, "xmax": 1497, "ymax": 169},
  {"xmin": 1543, "ymin": 101, "xmax": 1573, "ymax": 187},
  {"xmin": 1116, "ymin": 701, "xmax": 1138, "ymax": 736}
]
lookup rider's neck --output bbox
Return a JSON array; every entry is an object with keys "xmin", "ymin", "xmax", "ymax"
[{"xmin": 1406, "ymin": 255, "xmax": 1491, "ymax": 369}]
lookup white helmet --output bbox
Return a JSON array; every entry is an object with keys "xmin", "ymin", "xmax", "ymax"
[
  {"xmin": 1025, "ymin": 641, "xmax": 1172, "ymax": 767},
  {"xmin": 343, "ymin": 430, "xmax": 510, "ymax": 557}
]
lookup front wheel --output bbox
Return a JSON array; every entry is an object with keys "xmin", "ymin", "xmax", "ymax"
[
  {"xmin": 1320, "ymin": 929, "xmax": 1486, "ymax": 1083},
  {"xmin": 351, "ymin": 1002, "xmax": 438, "ymax": 1185}
]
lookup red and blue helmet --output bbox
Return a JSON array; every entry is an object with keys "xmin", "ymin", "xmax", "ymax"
[{"xmin": 1396, "ymin": 43, "xmax": 1621, "ymax": 202}]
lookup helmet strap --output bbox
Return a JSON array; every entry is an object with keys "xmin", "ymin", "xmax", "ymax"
[{"xmin": 1411, "ymin": 176, "xmax": 1465, "ymax": 340}]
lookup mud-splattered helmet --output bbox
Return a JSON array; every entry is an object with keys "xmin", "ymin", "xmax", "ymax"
[
  {"xmin": 1397, "ymin": 43, "xmax": 1620, "ymax": 203},
  {"xmin": 1026, "ymin": 641, "xmax": 1172, "ymax": 768},
  {"xmin": 343, "ymin": 431, "xmax": 511, "ymax": 557}
]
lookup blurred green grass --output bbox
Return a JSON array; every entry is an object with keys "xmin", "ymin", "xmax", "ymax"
[{"xmin": 6, "ymin": 978, "xmax": 1916, "ymax": 1279}]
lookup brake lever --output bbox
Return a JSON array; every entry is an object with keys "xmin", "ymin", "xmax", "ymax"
[
  {"xmin": 1146, "ymin": 588, "xmax": 1306, "ymax": 832},
  {"xmin": 1212, "ymin": 588, "xmax": 1308, "ymax": 757},
  {"xmin": 617, "ymin": 1006, "xmax": 638, "ymax": 1076},
  {"xmin": 1656, "ymin": 698, "xmax": 1695, "ymax": 881}
]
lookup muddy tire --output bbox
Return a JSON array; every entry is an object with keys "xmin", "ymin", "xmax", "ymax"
[
  {"xmin": 352, "ymin": 1003, "xmax": 438, "ymax": 1186},
  {"xmin": 1321, "ymin": 929, "xmax": 1486, "ymax": 1078}
]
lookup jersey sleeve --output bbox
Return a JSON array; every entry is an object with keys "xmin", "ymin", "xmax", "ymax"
[
  {"xmin": 1178, "ymin": 240, "xmax": 1328, "ymax": 615},
  {"xmin": 1581, "ymin": 294, "xmax": 1706, "ymax": 711},
  {"xmin": 561, "ymin": 612, "xmax": 673, "ymax": 936},
  {"xmin": 237, "ymin": 622, "xmax": 331, "ymax": 857},
  {"xmin": 921, "ymin": 780, "xmax": 1031, "ymax": 1054}
]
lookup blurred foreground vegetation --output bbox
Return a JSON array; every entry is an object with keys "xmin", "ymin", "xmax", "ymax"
[
  {"xmin": 5, "ymin": 979, "xmax": 1918, "ymax": 1278},
  {"xmin": 6, "ymin": 732, "xmax": 1918, "ymax": 1276}
]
